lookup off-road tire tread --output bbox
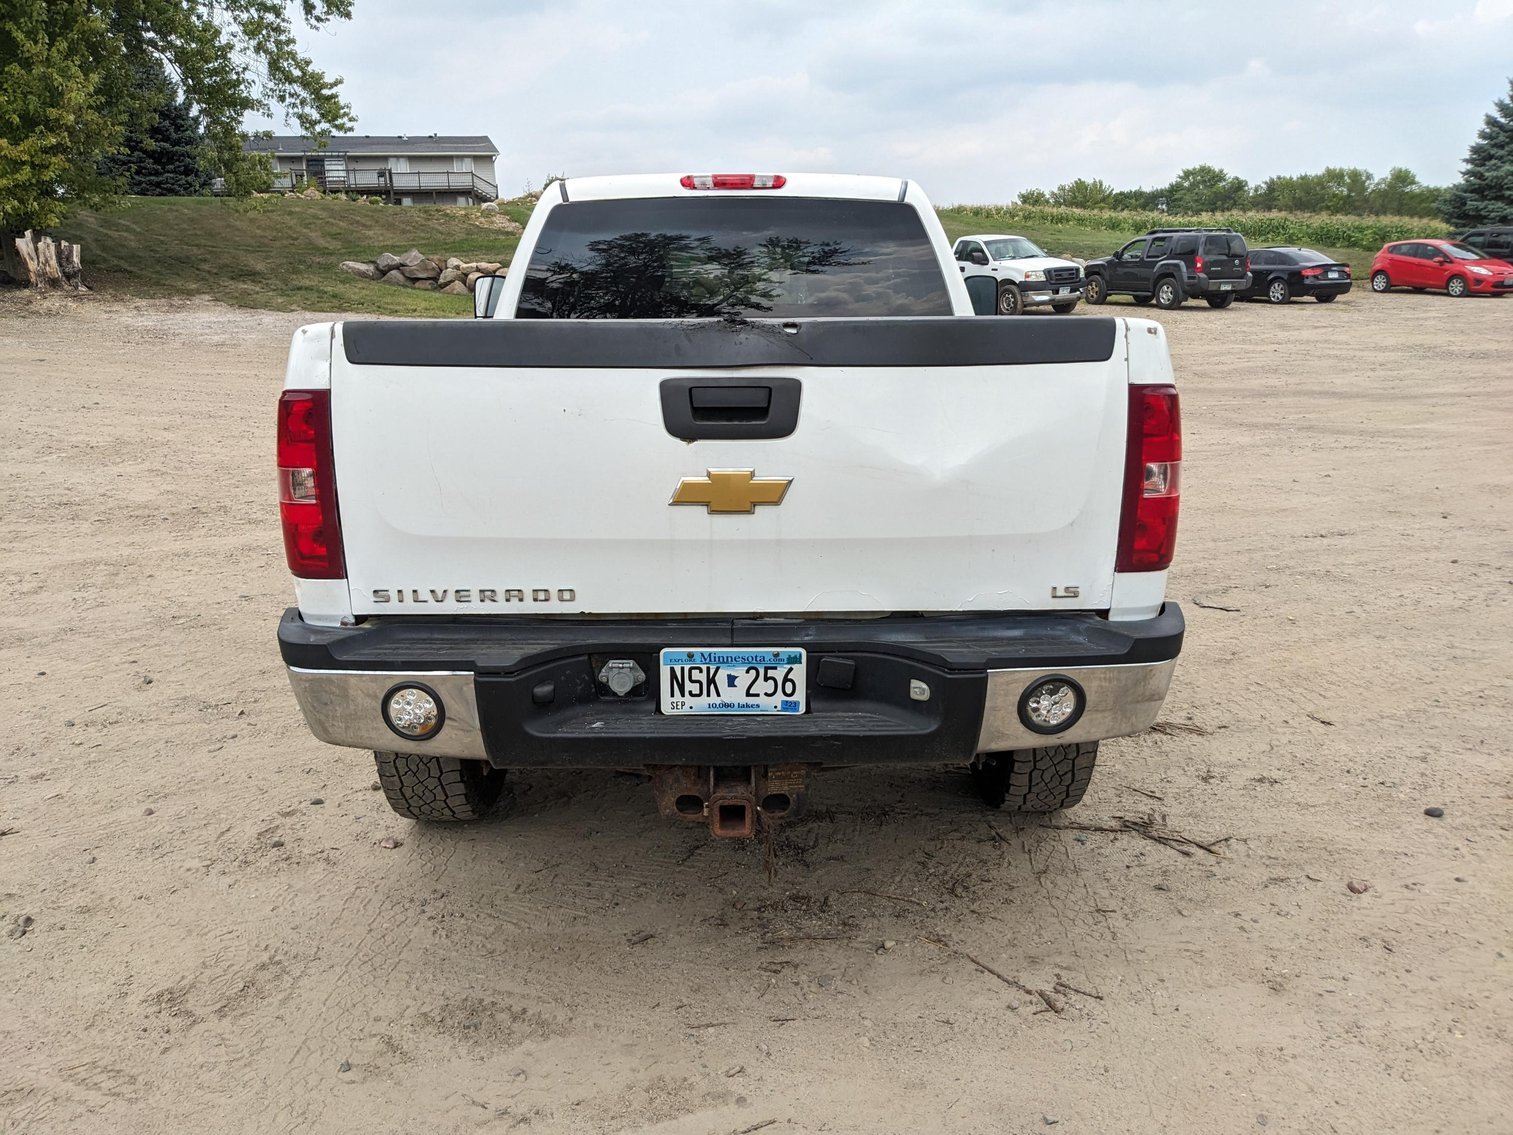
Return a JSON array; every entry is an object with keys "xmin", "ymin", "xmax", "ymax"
[
  {"xmin": 374, "ymin": 750, "xmax": 504, "ymax": 822},
  {"xmin": 974, "ymin": 742, "xmax": 1099, "ymax": 813}
]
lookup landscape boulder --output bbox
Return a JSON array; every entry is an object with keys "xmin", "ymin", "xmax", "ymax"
[
  {"xmin": 341, "ymin": 251, "xmax": 509, "ymax": 295},
  {"xmin": 481, "ymin": 201, "xmax": 499, "ymax": 212}
]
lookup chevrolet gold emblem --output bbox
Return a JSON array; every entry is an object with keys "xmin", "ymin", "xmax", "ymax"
[{"xmin": 670, "ymin": 469, "xmax": 792, "ymax": 514}]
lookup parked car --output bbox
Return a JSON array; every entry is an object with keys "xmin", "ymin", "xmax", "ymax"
[
  {"xmin": 1241, "ymin": 247, "xmax": 1352, "ymax": 304},
  {"xmin": 1084, "ymin": 227, "xmax": 1251, "ymax": 310},
  {"xmin": 1369, "ymin": 240, "xmax": 1513, "ymax": 297},
  {"xmin": 952, "ymin": 233, "xmax": 1084, "ymax": 314},
  {"xmin": 1455, "ymin": 227, "xmax": 1513, "ymax": 260}
]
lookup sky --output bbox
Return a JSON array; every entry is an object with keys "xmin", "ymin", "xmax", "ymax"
[{"xmin": 248, "ymin": 0, "xmax": 1513, "ymax": 204}]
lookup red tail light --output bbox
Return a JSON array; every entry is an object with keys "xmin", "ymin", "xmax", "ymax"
[
  {"xmin": 679, "ymin": 174, "xmax": 787, "ymax": 190},
  {"xmin": 277, "ymin": 389, "xmax": 345, "ymax": 579},
  {"xmin": 1301, "ymin": 266, "xmax": 1324, "ymax": 277},
  {"xmin": 1193, "ymin": 253, "xmax": 1204, "ymax": 274},
  {"xmin": 1116, "ymin": 385, "xmax": 1181, "ymax": 573}
]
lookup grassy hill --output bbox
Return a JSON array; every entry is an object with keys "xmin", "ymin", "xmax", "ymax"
[
  {"xmin": 59, "ymin": 195, "xmax": 534, "ymax": 316},
  {"xmin": 56, "ymin": 194, "xmax": 1405, "ymax": 315}
]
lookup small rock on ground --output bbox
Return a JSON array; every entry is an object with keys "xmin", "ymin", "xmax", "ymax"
[
  {"xmin": 1424, "ymin": 806, "xmax": 1445, "ymax": 818},
  {"xmin": 1347, "ymin": 880, "xmax": 1370, "ymax": 894}
]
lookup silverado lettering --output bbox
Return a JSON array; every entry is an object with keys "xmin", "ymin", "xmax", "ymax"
[
  {"xmin": 276, "ymin": 172, "xmax": 1185, "ymax": 842},
  {"xmin": 371, "ymin": 588, "xmax": 576, "ymax": 603}
]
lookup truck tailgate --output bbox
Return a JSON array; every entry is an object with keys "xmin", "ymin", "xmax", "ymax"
[{"xmin": 329, "ymin": 317, "xmax": 1131, "ymax": 617}]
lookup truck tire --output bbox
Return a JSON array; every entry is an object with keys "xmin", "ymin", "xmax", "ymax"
[
  {"xmin": 971, "ymin": 742, "xmax": 1098, "ymax": 812},
  {"xmin": 1205, "ymin": 293, "xmax": 1236, "ymax": 308},
  {"xmin": 996, "ymin": 283, "xmax": 1023, "ymax": 315},
  {"xmin": 1132, "ymin": 293, "xmax": 1153, "ymax": 305},
  {"xmin": 1050, "ymin": 301, "xmax": 1078, "ymax": 314},
  {"xmin": 1083, "ymin": 274, "xmax": 1106, "ymax": 305},
  {"xmin": 373, "ymin": 751, "xmax": 505, "ymax": 822},
  {"xmin": 1153, "ymin": 277, "xmax": 1183, "ymax": 309}
]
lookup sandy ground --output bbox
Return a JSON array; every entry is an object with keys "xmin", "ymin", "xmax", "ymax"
[{"xmin": 1, "ymin": 286, "xmax": 1510, "ymax": 1135}]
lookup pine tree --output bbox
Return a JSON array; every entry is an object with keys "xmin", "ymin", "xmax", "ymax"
[
  {"xmin": 1443, "ymin": 78, "xmax": 1513, "ymax": 228},
  {"xmin": 100, "ymin": 63, "xmax": 210, "ymax": 197}
]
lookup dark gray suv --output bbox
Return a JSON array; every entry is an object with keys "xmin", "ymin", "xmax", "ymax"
[
  {"xmin": 1457, "ymin": 227, "xmax": 1513, "ymax": 260},
  {"xmin": 1083, "ymin": 227, "xmax": 1252, "ymax": 310}
]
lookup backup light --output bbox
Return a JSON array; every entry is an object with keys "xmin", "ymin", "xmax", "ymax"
[
  {"xmin": 1018, "ymin": 676, "xmax": 1085, "ymax": 734},
  {"xmin": 679, "ymin": 174, "xmax": 787, "ymax": 190},
  {"xmin": 383, "ymin": 684, "xmax": 443, "ymax": 740}
]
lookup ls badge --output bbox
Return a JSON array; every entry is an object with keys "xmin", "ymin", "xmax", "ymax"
[{"xmin": 671, "ymin": 469, "xmax": 792, "ymax": 514}]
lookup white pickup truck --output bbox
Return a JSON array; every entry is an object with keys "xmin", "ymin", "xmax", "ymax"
[
  {"xmin": 953, "ymin": 233, "xmax": 1086, "ymax": 315},
  {"xmin": 277, "ymin": 172, "xmax": 1184, "ymax": 838}
]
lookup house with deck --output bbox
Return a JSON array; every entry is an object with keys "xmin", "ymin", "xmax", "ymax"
[{"xmin": 243, "ymin": 135, "xmax": 500, "ymax": 205}]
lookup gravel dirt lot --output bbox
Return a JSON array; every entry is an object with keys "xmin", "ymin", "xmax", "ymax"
[{"xmin": 1, "ymin": 288, "xmax": 1510, "ymax": 1134}]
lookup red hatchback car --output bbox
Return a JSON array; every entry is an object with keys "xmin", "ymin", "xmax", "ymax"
[{"xmin": 1370, "ymin": 240, "xmax": 1513, "ymax": 297}]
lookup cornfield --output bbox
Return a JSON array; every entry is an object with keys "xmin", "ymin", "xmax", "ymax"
[{"xmin": 948, "ymin": 204, "xmax": 1450, "ymax": 250}]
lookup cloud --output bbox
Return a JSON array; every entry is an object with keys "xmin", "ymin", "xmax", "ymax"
[{"xmin": 250, "ymin": 0, "xmax": 1509, "ymax": 200}]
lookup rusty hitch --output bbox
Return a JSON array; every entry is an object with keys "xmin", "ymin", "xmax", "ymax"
[{"xmin": 649, "ymin": 765, "xmax": 810, "ymax": 839}]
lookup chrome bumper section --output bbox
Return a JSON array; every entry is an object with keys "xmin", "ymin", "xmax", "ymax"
[
  {"xmin": 974, "ymin": 659, "xmax": 1178, "ymax": 753},
  {"xmin": 286, "ymin": 668, "xmax": 487, "ymax": 759}
]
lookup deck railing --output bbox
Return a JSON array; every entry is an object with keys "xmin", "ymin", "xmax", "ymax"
[{"xmin": 269, "ymin": 168, "xmax": 499, "ymax": 201}]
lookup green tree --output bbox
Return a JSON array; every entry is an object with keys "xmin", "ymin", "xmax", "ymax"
[
  {"xmin": 99, "ymin": 61, "xmax": 210, "ymax": 197},
  {"xmin": 1015, "ymin": 187, "xmax": 1051, "ymax": 206},
  {"xmin": 1369, "ymin": 167, "xmax": 1443, "ymax": 218},
  {"xmin": 1109, "ymin": 187, "xmax": 1161, "ymax": 211},
  {"xmin": 1442, "ymin": 77, "xmax": 1513, "ymax": 228},
  {"xmin": 1, "ymin": 0, "xmax": 353, "ymax": 280},
  {"xmin": 1048, "ymin": 178, "xmax": 1115, "ymax": 210},
  {"xmin": 1161, "ymin": 165, "xmax": 1250, "ymax": 213}
]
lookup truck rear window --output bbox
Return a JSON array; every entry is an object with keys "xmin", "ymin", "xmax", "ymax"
[{"xmin": 515, "ymin": 198, "xmax": 953, "ymax": 319}]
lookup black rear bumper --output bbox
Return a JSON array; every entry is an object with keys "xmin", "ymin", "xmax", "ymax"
[{"xmin": 279, "ymin": 606, "xmax": 1185, "ymax": 768}]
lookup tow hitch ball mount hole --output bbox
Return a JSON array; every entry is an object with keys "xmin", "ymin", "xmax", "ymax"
[{"xmin": 650, "ymin": 764, "xmax": 810, "ymax": 839}]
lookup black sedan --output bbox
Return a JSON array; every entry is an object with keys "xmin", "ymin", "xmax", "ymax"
[{"xmin": 1242, "ymin": 247, "xmax": 1353, "ymax": 304}]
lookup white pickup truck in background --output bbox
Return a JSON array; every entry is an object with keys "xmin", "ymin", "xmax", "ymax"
[
  {"xmin": 277, "ymin": 172, "xmax": 1184, "ymax": 838},
  {"xmin": 953, "ymin": 232, "xmax": 1086, "ymax": 315}
]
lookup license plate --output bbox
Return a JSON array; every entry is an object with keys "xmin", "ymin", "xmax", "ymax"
[
  {"xmin": 1057, "ymin": 286, "xmax": 1070, "ymax": 294},
  {"xmin": 1328, "ymin": 270, "xmax": 1341, "ymax": 278},
  {"xmin": 660, "ymin": 648, "xmax": 806, "ymax": 715},
  {"xmin": 1219, "ymin": 282, "xmax": 1233, "ymax": 290}
]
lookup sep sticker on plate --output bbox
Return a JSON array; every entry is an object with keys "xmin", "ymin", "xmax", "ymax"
[{"xmin": 660, "ymin": 648, "xmax": 806, "ymax": 715}]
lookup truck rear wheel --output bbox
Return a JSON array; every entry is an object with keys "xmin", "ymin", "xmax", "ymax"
[
  {"xmin": 971, "ymin": 742, "xmax": 1098, "ymax": 812},
  {"xmin": 373, "ymin": 751, "xmax": 505, "ymax": 822},
  {"xmin": 1153, "ymin": 277, "xmax": 1183, "ymax": 309}
]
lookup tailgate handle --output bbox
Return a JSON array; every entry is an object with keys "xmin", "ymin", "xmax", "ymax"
[
  {"xmin": 690, "ymin": 385, "xmax": 771, "ymax": 420},
  {"xmin": 660, "ymin": 377, "xmax": 801, "ymax": 440}
]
